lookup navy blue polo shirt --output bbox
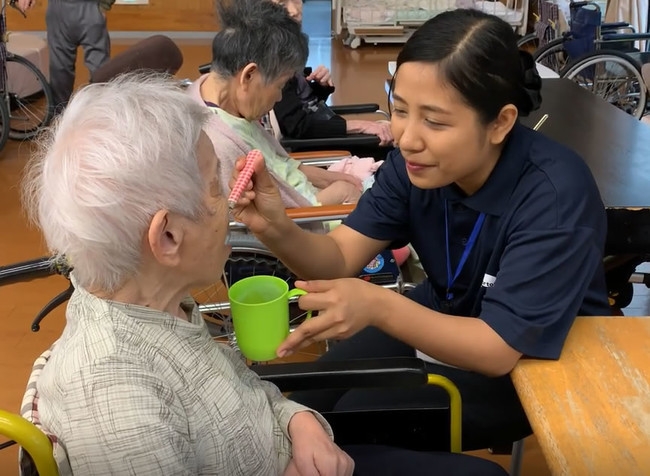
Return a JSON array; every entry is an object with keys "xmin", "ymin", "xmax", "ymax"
[{"xmin": 344, "ymin": 122, "xmax": 610, "ymax": 360}]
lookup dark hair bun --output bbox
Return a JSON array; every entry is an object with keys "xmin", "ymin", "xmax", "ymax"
[{"xmin": 518, "ymin": 50, "xmax": 542, "ymax": 115}]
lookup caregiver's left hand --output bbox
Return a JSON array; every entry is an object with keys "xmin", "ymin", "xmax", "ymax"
[{"xmin": 277, "ymin": 278, "xmax": 380, "ymax": 357}]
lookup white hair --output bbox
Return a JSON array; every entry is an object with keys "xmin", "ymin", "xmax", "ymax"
[{"xmin": 23, "ymin": 73, "xmax": 213, "ymax": 293}]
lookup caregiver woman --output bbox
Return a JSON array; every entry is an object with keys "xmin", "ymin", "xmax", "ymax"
[{"xmin": 230, "ymin": 8, "xmax": 610, "ymax": 451}]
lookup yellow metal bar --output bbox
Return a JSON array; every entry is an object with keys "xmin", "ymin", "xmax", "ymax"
[
  {"xmin": 0, "ymin": 409, "xmax": 58, "ymax": 476},
  {"xmin": 426, "ymin": 374, "xmax": 462, "ymax": 453}
]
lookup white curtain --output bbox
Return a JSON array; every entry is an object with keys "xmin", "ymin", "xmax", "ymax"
[{"xmin": 605, "ymin": 0, "xmax": 648, "ymax": 34}]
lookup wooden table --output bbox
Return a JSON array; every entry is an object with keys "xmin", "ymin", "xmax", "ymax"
[{"xmin": 511, "ymin": 317, "xmax": 650, "ymax": 475}]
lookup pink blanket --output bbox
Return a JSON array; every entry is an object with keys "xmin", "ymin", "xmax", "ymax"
[{"xmin": 328, "ymin": 156, "xmax": 383, "ymax": 190}]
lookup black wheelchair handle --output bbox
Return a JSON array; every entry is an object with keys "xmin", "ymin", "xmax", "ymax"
[
  {"xmin": 0, "ymin": 257, "xmax": 57, "ymax": 287},
  {"xmin": 198, "ymin": 63, "xmax": 210, "ymax": 75},
  {"xmin": 571, "ymin": 1, "xmax": 595, "ymax": 9}
]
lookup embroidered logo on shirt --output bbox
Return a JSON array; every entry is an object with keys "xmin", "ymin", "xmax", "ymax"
[
  {"xmin": 482, "ymin": 274, "xmax": 496, "ymax": 288},
  {"xmin": 363, "ymin": 254, "xmax": 385, "ymax": 274}
]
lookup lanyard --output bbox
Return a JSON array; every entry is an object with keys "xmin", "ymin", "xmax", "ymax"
[{"xmin": 444, "ymin": 200, "xmax": 486, "ymax": 301}]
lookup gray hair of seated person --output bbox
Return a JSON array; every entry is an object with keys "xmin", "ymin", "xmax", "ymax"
[
  {"xmin": 22, "ymin": 72, "xmax": 213, "ymax": 294},
  {"xmin": 211, "ymin": 0, "xmax": 309, "ymax": 83}
]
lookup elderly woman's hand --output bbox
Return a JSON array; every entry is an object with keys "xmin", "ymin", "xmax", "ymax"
[
  {"xmin": 346, "ymin": 120, "xmax": 394, "ymax": 147},
  {"xmin": 306, "ymin": 65, "xmax": 334, "ymax": 87},
  {"xmin": 17, "ymin": 0, "xmax": 35, "ymax": 12},
  {"xmin": 229, "ymin": 154, "xmax": 287, "ymax": 236},
  {"xmin": 286, "ymin": 412, "xmax": 354, "ymax": 476}
]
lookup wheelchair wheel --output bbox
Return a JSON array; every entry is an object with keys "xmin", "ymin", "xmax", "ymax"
[
  {"xmin": 0, "ymin": 98, "xmax": 9, "ymax": 153},
  {"xmin": 517, "ymin": 33, "xmax": 539, "ymax": 53},
  {"xmin": 560, "ymin": 50, "xmax": 647, "ymax": 119},
  {"xmin": 533, "ymin": 37, "xmax": 570, "ymax": 74},
  {"xmin": 191, "ymin": 234, "xmax": 321, "ymax": 360},
  {"xmin": 6, "ymin": 54, "xmax": 55, "ymax": 140}
]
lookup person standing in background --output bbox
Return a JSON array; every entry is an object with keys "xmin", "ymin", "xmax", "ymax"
[{"xmin": 17, "ymin": 0, "xmax": 114, "ymax": 112}]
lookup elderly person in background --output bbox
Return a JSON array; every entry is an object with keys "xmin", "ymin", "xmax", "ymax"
[
  {"xmin": 22, "ymin": 73, "xmax": 509, "ymax": 476},
  {"xmin": 270, "ymin": 0, "xmax": 394, "ymax": 155},
  {"xmin": 187, "ymin": 0, "xmax": 363, "ymax": 208}
]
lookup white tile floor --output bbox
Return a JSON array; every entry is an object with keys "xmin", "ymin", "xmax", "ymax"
[{"xmin": 624, "ymin": 262, "xmax": 650, "ymax": 316}]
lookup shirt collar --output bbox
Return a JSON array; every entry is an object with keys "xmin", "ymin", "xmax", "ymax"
[
  {"xmin": 69, "ymin": 273, "xmax": 205, "ymax": 328},
  {"xmin": 441, "ymin": 122, "xmax": 532, "ymax": 216}
]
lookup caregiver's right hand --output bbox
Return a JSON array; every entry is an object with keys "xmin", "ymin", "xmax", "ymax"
[{"xmin": 229, "ymin": 153, "xmax": 287, "ymax": 235}]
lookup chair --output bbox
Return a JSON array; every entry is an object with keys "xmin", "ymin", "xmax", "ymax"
[
  {"xmin": 90, "ymin": 35, "xmax": 184, "ymax": 84},
  {"xmin": 197, "ymin": 62, "xmax": 389, "ymax": 158}
]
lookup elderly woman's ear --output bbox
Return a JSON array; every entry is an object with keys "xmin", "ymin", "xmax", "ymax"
[
  {"xmin": 239, "ymin": 63, "xmax": 260, "ymax": 87},
  {"xmin": 147, "ymin": 210, "xmax": 184, "ymax": 268}
]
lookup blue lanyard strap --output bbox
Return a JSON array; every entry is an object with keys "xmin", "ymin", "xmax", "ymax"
[{"xmin": 444, "ymin": 200, "xmax": 486, "ymax": 301}]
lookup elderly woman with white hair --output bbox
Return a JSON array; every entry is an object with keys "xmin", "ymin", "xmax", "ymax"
[{"xmin": 22, "ymin": 73, "xmax": 509, "ymax": 476}]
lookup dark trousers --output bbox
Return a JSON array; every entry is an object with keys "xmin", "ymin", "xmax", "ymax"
[
  {"xmin": 290, "ymin": 327, "xmax": 532, "ymax": 451},
  {"xmin": 46, "ymin": 0, "xmax": 111, "ymax": 110},
  {"xmin": 344, "ymin": 445, "xmax": 508, "ymax": 476}
]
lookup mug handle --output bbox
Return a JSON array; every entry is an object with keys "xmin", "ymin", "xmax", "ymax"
[{"xmin": 287, "ymin": 288, "xmax": 312, "ymax": 319}]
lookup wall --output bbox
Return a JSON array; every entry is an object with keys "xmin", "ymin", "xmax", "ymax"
[{"xmin": 8, "ymin": 0, "xmax": 219, "ymax": 31}]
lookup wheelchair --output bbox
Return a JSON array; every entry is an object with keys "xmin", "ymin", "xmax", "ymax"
[
  {"xmin": 524, "ymin": 1, "xmax": 650, "ymax": 118},
  {"xmin": 1, "ymin": 350, "xmax": 464, "ymax": 476},
  {"xmin": 0, "ymin": 230, "xmax": 469, "ymax": 476}
]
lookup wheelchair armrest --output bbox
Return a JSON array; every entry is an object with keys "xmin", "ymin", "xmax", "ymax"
[
  {"xmin": 289, "ymin": 151, "xmax": 351, "ymax": 160},
  {"xmin": 601, "ymin": 22, "xmax": 634, "ymax": 30},
  {"xmin": 281, "ymin": 134, "xmax": 381, "ymax": 152},
  {"xmin": 285, "ymin": 203, "xmax": 355, "ymax": 222},
  {"xmin": 329, "ymin": 103, "xmax": 381, "ymax": 115},
  {"xmin": 253, "ymin": 357, "xmax": 429, "ymax": 392},
  {"xmin": 229, "ymin": 203, "xmax": 355, "ymax": 230},
  {"xmin": 601, "ymin": 33, "xmax": 650, "ymax": 41},
  {"xmin": 289, "ymin": 150, "xmax": 352, "ymax": 167},
  {"xmin": 198, "ymin": 63, "xmax": 211, "ymax": 75}
]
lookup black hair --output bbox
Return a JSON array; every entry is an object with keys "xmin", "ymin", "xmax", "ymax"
[
  {"xmin": 391, "ymin": 9, "xmax": 542, "ymax": 123},
  {"xmin": 212, "ymin": 0, "xmax": 309, "ymax": 83}
]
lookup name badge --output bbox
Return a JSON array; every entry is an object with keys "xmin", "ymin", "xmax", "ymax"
[{"xmin": 482, "ymin": 273, "xmax": 496, "ymax": 288}]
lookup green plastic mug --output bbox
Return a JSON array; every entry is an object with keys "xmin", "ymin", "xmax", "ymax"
[{"xmin": 228, "ymin": 275, "xmax": 310, "ymax": 361}]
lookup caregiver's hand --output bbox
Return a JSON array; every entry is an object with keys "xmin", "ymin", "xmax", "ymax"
[
  {"xmin": 277, "ymin": 278, "xmax": 381, "ymax": 357},
  {"xmin": 229, "ymin": 154, "xmax": 287, "ymax": 236}
]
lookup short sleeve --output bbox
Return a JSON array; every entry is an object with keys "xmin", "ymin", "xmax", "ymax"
[
  {"xmin": 343, "ymin": 150, "xmax": 411, "ymax": 248},
  {"xmin": 480, "ymin": 225, "xmax": 604, "ymax": 359}
]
